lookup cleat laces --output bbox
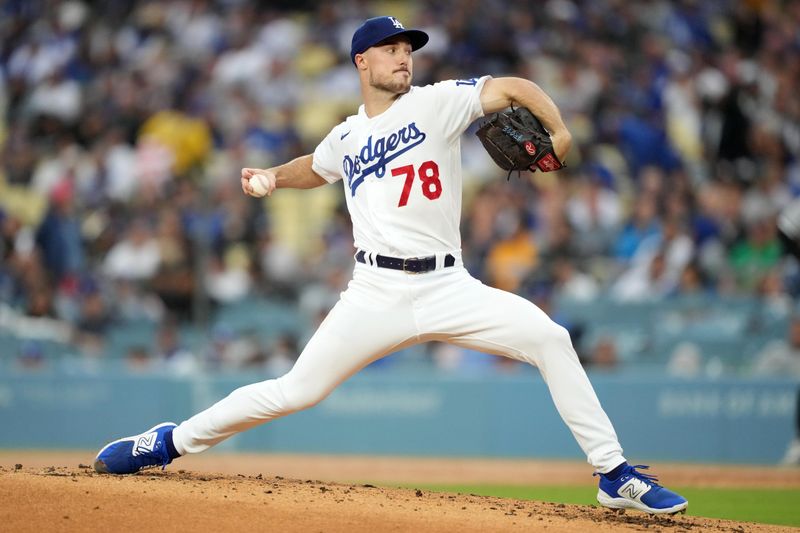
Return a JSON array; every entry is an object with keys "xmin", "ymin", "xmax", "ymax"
[
  {"xmin": 627, "ymin": 465, "xmax": 661, "ymax": 487},
  {"xmin": 593, "ymin": 464, "xmax": 662, "ymax": 487}
]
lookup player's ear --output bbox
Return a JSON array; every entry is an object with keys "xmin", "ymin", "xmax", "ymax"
[{"xmin": 355, "ymin": 53, "xmax": 368, "ymax": 70}]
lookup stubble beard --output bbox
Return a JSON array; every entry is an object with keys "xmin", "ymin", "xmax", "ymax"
[{"xmin": 369, "ymin": 71, "xmax": 412, "ymax": 95}]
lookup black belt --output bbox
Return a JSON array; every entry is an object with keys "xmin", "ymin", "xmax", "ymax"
[{"xmin": 355, "ymin": 250, "xmax": 455, "ymax": 274}]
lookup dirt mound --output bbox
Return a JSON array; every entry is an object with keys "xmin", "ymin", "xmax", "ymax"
[
  {"xmin": 1, "ymin": 464, "xmax": 795, "ymax": 533},
  {"xmin": 7, "ymin": 451, "xmax": 800, "ymax": 488}
]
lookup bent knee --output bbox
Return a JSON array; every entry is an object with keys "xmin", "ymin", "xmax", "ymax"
[
  {"xmin": 277, "ymin": 376, "xmax": 330, "ymax": 413},
  {"xmin": 520, "ymin": 321, "xmax": 576, "ymax": 365},
  {"xmin": 541, "ymin": 322, "xmax": 572, "ymax": 348}
]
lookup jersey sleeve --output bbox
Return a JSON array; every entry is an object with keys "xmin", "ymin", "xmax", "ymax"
[
  {"xmin": 430, "ymin": 75, "xmax": 491, "ymax": 142},
  {"xmin": 311, "ymin": 128, "xmax": 343, "ymax": 184}
]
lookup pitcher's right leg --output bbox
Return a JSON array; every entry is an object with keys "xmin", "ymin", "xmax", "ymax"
[
  {"xmin": 173, "ymin": 296, "xmax": 418, "ymax": 454},
  {"xmin": 95, "ymin": 266, "xmax": 419, "ymax": 472}
]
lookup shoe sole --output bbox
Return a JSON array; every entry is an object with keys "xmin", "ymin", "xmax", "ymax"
[
  {"xmin": 597, "ymin": 489, "xmax": 688, "ymax": 515},
  {"xmin": 94, "ymin": 422, "xmax": 177, "ymax": 474}
]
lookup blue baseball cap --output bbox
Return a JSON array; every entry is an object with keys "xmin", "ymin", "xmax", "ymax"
[{"xmin": 350, "ymin": 16, "xmax": 429, "ymax": 65}]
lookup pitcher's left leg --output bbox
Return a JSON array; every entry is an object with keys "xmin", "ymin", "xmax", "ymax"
[
  {"xmin": 422, "ymin": 271, "xmax": 687, "ymax": 513},
  {"xmin": 424, "ymin": 272, "xmax": 624, "ymax": 472}
]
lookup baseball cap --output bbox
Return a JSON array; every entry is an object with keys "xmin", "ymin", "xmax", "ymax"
[{"xmin": 350, "ymin": 16, "xmax": 429, "ymax": 65}]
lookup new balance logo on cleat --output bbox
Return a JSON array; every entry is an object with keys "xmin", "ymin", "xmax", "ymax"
[
  {"xmin": 618, "ymin": 478, "xmax": 651, "ymax": 501},
  {"xmin": 133, "ymin": 433, "xmax": 157, "ymax": 456}
]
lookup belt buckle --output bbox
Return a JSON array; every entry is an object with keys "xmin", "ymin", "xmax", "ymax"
[{"xmin": 402, "ymin": 257, "xmax": 422, "ymax": 274}]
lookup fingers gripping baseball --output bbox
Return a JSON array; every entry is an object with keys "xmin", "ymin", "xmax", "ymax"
[{"xmin": 241, "ymin": 168, "xmax": 276, "ymax": 198}]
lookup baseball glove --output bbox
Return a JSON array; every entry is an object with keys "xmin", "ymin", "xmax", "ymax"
[{"xmin": 476, "ymin": 106, "xmax": 565, "ymax": 174}]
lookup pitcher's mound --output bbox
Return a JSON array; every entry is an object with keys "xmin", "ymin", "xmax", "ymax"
[{"xmin": 1, "ymin": 465, "xmax": 794, "ymax": 532}]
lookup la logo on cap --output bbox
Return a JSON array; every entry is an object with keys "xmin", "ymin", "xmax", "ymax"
[{"xmin": 389, "ymin": 16, "xmax": 404, "ymax": 29}]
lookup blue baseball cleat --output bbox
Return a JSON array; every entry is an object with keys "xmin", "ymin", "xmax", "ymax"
[
  {"xmin": 94, "ymin": 422, "xmax": 177, "ymax": 474},
  {"xmin": 596, "ymin": 464, "xmax": 688, "ymax": 514}
]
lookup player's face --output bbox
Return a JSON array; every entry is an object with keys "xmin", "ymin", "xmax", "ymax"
[{"xmin": 364, "ymin": 37, "xmax": 413, "ymax": 95}]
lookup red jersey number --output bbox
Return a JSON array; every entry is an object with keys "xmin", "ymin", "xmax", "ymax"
[{"xmin": 392, "ymin": 160, "xmax": 442, "ymax": 207}]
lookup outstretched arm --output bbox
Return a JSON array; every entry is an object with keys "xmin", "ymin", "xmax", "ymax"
[
  {"xmin": 241, "ymin": 154, "xmax": 328, "ymax": 197},
  {"xmin": 479, "ymin": 77, "xmax": 572, "ymax": 162}
]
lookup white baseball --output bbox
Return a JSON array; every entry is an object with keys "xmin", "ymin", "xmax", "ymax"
[{"xmin": 249, "ymin": 173, "xmax": 271, "ymax": 197}]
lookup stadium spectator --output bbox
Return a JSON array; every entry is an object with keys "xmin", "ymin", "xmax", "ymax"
[
  {"xmin": 103, "ymin": 218, "xmax": 161, "ymax": 281},
  {"xmin": 586, "ymin": 336, "xmax": 620, "ymax": 371},
  {"xmin": 125, "ymin": 345, "xmax": 154, "ymax": 374},
  {"xmin": 153, "ymin": 319, "xmax": 199, "ymax": 376},
  {"xmin": 35, "ymin": 179, "xmax": 84, "ymax": 285}
]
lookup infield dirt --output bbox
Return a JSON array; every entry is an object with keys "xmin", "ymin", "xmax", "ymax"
[{"xmin": 2, "ymin": 452, "xmax": 799, "ymax": 532}]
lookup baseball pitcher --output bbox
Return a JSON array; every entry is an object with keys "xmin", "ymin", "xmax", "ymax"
[{"xmin": 94, "ymin": 16, "xmax": 687, "ymax": 515}]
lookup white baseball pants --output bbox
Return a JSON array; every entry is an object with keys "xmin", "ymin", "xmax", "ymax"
[{"xmin": 172, "ymin": 261, "xmax": 626, "ymax": 472}]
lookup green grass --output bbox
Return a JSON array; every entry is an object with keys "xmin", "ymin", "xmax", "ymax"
[{"xmin": 402, "ymin": 484, "xmax": 800, "ymax": 527}]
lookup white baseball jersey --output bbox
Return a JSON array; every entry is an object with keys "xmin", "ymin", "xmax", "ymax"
[{"xmin": 312, "ymin": 76, "xmax": 491, "ymax": 257}]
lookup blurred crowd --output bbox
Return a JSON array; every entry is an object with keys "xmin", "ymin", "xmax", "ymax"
[{"xmin": 1, "ymin": 0, "xmax": 800, "ymax": 376}]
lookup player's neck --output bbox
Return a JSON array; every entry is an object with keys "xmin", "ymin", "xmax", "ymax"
[{"xmin": 362, "ymin": 86, "xmax": 403, "ymax": 118}]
